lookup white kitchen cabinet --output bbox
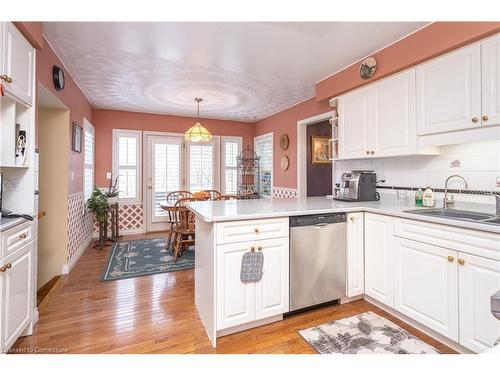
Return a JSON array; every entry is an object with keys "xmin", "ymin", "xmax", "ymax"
[
  {"xmin": 1, "ymin": 22, "xmax": 35, "ymax": 106},
  {"xmin": 416, "ymin": 42, "xmax": 482, "ymax": 135},
  {"xmin": 394, "ymin": 237, "xmax": 459, "ymax": 341},
  {"xmin": 338, "ymin": 69, "xmax": 437, "ymax": 159},
  {"xmin": 216, "ymin": 241, "xmax": 255, "ymax": 330},
  {"xmin": 338, "ymin": 86, "xmax": 370, "ymax": 159},
  {"xmin": 346, "ymin": 212, "xmax": 364, "ymax": 297},
  {"xmin": 364, "ymin": 213, "xmax": 394, "ymax": 307},
  {"xmin": 482, "ymin": 33, "xmax": 500, "ymax": 127},
  {"xmin": 371, "ymin": 69, "xmax": 417, "ymax": 157},
  {"xmin": 458, "ymin": 252, "xmax": 500, "ymax": 352},
  {"xmin": 254, "ymin": 237, "xmax": 289, "ymax": 320},
  {"xmin": 1, "ymin": 242, "xmax": 33, "ymax": 352}
]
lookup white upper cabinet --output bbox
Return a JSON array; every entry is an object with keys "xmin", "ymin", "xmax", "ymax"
[
  {"xmin": 394, "ymin": 238, "xmax": 459, "ymax": 341},
  {"xmin": 338, "ymin": 87, "xmax": 370, "ymax": 159},
  {"xmin": 416, "ymin": 42, "xmax": 482, "ymax": 135},
  {"xmin": 482, "ymin": 33, "xmax": 500, "ymax": 127},
  {"xmin": 371, "ymin": 69, "xmax": 417, "ymax": 157},
  {"xmin": 346, "ymin": 212, "xmax": 364, "ymax": 298},
  {"xmin": 1, "ymin": 22, "xmax": 35, "ymax": 106},
  {"xmin": 458, "ymin": 252, "xmax": 500, "ymax": 353},
  {"xmin": 364, "ymin": 213, "xmax": 394, "ymax": 307},
  {"xmin": 338, "ymin": 69, "xmax": 437, "ymax": 159}
]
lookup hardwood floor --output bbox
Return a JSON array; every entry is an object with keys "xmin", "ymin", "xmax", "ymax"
[{"xmin": 11, "ymin": 232, "xmax": 456, "ymax": 354}]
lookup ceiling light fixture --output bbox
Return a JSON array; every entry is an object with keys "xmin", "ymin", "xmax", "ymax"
[{"xmin": 184, "ymin": 98, "xmax": 212, "ymax": 142}]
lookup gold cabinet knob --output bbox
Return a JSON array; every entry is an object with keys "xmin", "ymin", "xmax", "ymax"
[
  {"xmin": 366, "ymin": 150, "xmax": 370, "ymax": 155},
  {"xmin": 254, "ymin": 228, "xmax": 259, "ymax": 233},
  {"xmin": 250, "ymin": 246, "xmax": 255, "ymax": 252},
  {"xmin": 257, "ymin": 245, "xmax": 262, "ymax": 252},
  {"xmin": 19, "ymin": 233, "xmax": 27, "ymax": 239},
  {"xmin": 350, "ymin": 216, "xmax": 356, "ymax": 222},
  {"xmin": 0, "ymin": 266, "xmax": 6, "ymax": 273},
  {"xmin": 370, "ymin": 151, "xmax": 375, "ymax": 155},
  {"xmin": 482, "ymin": 115, "xmax": 489, "ymax": 122},
  {"xmin": 458, "ymin": 259, "xmax": 465, "ymax": 265},
  {"xmin": 472, "ymin": 117, "xmax": 479, "ymax": 123},
  {"xmin": 447, "ymin": 256, "xmax": 454, "ymax": 263},
  {"xmin": 5, "ymin": 263, "xmax": 11, "ymax": 269},
  {"xmin": 0, "ymin": 74, "xmax": 12, "ymax": 83}
]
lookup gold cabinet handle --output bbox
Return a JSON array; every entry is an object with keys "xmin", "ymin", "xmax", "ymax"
[
  {"xmin": 350, "ymin": 216, "xmax": 356, "ymax": 222},
  {"xmin": 250, "ymin": 246, "xmax": 255, "ymax": 252},
  {"xmin": 257, "ymin": 245, "xmax": 262, "ymax": 252},
  {"xmin": 254, "ymin": 228, "xmax": 259, "ymax": 233},
  {"xmin": 458, "ymin": 259, "xmax": 465, "ymax": 265},
  {"xmin": 0, "ymin": 266, "xmax": 6, "ymax": 273},
  {"xmin": 370, "ymin": 151, "xmax": 375, "ymax": 155},
  {"xmin": 366, "ymin": 150, "xmax": 370, "ymax": 155},
  {"xmin": 447, "ymin": 256, "xmax": 454, "ymax": 263},
  {"xmin": 472, "ymin": 117, "xmax": 479, "ymax": 123},
  {"xmin": 0, "ymin": 74, "xmax": 12, "ymax": 83},
  {"xmin": 482, "ymin": 115, "xmax": 489, "ymax": 122},
  {"xmin": 5, "ymin": 263, "xmax": 11, "ymax": 269},
  {"xmin": 19, "ymin": 233, "xmax": 27, "ymax": 239}
]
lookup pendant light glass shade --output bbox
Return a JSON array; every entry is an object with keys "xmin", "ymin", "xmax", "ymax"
[{"xmin": 184, "ymin": 98, "xmax": 212, "ymax": 142}]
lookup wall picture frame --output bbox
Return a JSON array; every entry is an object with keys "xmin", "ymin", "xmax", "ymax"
[
  {"xmin": 311, "ymin": 136, "xmax": 332, "ymax": 164},
  {"xmin": 72, "ymin": 122, "xmax": 82, "ymax": 153}
]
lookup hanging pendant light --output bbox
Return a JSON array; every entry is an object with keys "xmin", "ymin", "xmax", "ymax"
[{"xmin": 184, "ymin": 98, "xmax": 213, "ymax": 142}]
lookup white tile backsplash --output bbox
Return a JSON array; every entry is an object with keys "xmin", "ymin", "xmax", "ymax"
[{"xmin": 335, "ymin": 140, "xmax": 500, "ymax": 192}]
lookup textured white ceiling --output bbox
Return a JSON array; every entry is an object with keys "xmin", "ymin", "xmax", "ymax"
[{"xmin": 43, "ymin": 22, "xmax": 429, "ymax": 122}]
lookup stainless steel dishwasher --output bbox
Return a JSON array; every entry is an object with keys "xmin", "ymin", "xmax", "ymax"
[{"xmin": 289, "ymin": 213, "xmax": 346, "ymax": 312}]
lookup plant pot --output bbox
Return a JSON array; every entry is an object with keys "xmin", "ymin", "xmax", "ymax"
[{"xmin": 107, "ymin": 196, "xmax": 118, "ymax": 205}]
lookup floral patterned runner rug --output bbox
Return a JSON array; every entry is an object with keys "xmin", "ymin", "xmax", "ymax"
[
  {"xmin": 299, "ymin": 311, "xmax": 439, "ymax": 354},
  {"xmin": 101, "ymin": 237, "xmax": 194, "ymax": 281}
]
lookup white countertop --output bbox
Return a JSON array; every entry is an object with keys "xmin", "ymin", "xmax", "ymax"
[
  {"xmin": 0, "ymin": 216, "xmax": 30, "ymax": 232},
  {"xmin": 187, "ymin": 195, "xmax": 500, "ymax": 234}
]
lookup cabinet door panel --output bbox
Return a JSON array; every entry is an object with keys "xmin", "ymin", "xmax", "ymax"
[
  {"xmin": 372, "ymin": 69, "xmax": 416, "ymax": 157},
  {"xmin": 416, "ymin": 42, "xmax": 481, "ymax": 135},
  {"xmin": 338, "ymin": 88, "xmax": 370, "ymax": 159},
  {"xmin": 364, "ymin": 213, "xmax": 394, "ymax": 307},
  {"xmin": 2, "ymin": 23, "xmax": 34, "ymax": 105},
  {"xmin": 216, "ymin": 242, "xmax": 254, "ymax": 330},
  {"xmin": 255, "ymin": 237, "xmax": 289, "ymax": 319},
  {"xmin": 2, "ymin": 243, "xmax": 33, "ymax": 352},
  {"xmin": 458, "ymin": 252, "xmax": 500, "ymax": 353},
  {"xmin": 482, "ymin": 33, "xmax": 500, "ymax": 127},
  {"xmin": 346, "ymin": 212, "xmax": 364, "ymax": 297},
  {"xmin": 394, "ymin": 238, "xmax": 459, "ymax": 341}
]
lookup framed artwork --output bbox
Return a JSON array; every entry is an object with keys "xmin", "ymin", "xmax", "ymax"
[
  {"xmin": 311, "ymin": 136, "xmax": 332, "ymax": 164},
  {"xmin": 72, "ymin": 122, "xmax": 82, "ymax": 153}
]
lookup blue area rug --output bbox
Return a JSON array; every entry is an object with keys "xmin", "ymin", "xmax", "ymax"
[{"xmin": 101, "ymin": 237, "xmax": 194, "ymax": 281}]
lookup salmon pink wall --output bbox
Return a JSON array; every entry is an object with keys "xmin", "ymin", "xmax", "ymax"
[
  {"xmin": 13, "ymin": 22, "xmax": 44, "ymax": 50},
  {"xmin": 36, "ymin": 36, "xmax": 93, "ymax": 195},
  {"xmin": 316, "ymin": 22, "xmax": 500, "ymax": 101},
  {"xmin": 92, "ymin": 109, "xmax": 255, "ymax": 187},
  {"xmin": 254, "ymin": 98, "xmax": 331, "ymax": 189}
]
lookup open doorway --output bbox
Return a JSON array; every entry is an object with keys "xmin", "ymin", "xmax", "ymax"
[{"xmin": 306, "ymin": 120, "xmax": 332, "ymax": 197}]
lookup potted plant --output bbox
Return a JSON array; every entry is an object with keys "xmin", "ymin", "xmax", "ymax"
[
  {"xmin": 87, "ymin": 188, "xmax": 110, "ymax": 223},
  {"xmin": 104, "ymin": 174, "xmax": 120, "ymax": 204}
]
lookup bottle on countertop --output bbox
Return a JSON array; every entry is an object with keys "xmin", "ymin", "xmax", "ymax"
[
  {"xmin": 415, "ymin": 187, "xmax": 423, "ymax": 207},
  {"xmin": 422, "ymin": 187, "xmax": 435, "ymax": 207}
]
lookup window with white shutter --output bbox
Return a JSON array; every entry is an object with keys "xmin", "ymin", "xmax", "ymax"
[
  {"xmin": 221, "ymin": 136, "xmax": 242, "ymax": 195},
  {"xmin": 83, "ymin": 119, "xmax": 95, "ymax": 200},
  {"xmin": 187, "ymin": 137, "xmax": 220, "ymax": 193},
  {"xmin": 113, "ymin": 130, "xmax": 142, "ymax": 202},
  {"xmin": 254, "ymin": 133, "xmax": 273, "ymax": 198}
]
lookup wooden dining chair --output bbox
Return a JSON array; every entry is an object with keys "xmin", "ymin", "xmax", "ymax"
[
  {"xmin": 163, "ymin": 191, "xmax": 194, "ymax": 249},
  {"xmin": 214, "ymin": 195, "xmax": 238, "ymax": 201},
  {"xmin": 199, "ymin": 190, "xmax": 221, "ymax": 200},
  {"xmin": 172, "ymin": 197, "xmax": 202, "ymax": 261}
]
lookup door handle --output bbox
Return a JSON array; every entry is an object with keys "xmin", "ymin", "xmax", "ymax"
[{"xmin": 314, "ymin": 223, "xmax": 328, "ymax": 228}]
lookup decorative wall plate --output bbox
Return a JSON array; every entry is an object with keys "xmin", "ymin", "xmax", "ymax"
[
  {"xmin": 52, "ymin": 65, "xmax": 65, "ymax": 91},
  {"xmin": 280, "ymin": 134, "xmax": 289, "ymax": 151},
  {"xmin": 280, "ymin": 156, "xmax": 289, "ymax": 171},
  {"xmin": 359, "ymin": 57, "xmax": 377, "ymax": 80}
]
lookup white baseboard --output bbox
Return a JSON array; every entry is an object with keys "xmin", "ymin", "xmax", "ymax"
[
  {"xmin": 364, "ymin": 295, "xmax": 473, "ymax": 354},
  {"xmin": 61, "ymin": 237, "xmax": 92, "ymax": 275}
]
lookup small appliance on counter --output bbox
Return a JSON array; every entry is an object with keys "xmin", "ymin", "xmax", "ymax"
[{"xmin": 334, "ymin": 170, "xmax": 379, "ymax": 202}]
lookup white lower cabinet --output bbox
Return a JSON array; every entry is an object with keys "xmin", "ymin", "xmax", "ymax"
[
  {"xmin": 216, "ymin": 237, "xmax": 289, "ymax": 331},
  {"xmin": 364, "ymin": 213, "xmax": 394, "ymax": 307},
  {"xmin": 394, "ymin": 237, "xmax": 459, "ymax": 341},
  {"xmin": 1, "ymin": 242, "xmax": 33, "ymax": 352},
  {"xmin": 346, "ymin": 212, "xmax": 364, "ymax": 297},
  {"xmin": 458, "ymin": 252, "xmax": 500, "ymax": 352}
]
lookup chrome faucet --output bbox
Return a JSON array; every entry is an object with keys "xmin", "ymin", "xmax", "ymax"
[{"xmin": 443, "ymin": 175, "xmax": 468, "ymax": 209}]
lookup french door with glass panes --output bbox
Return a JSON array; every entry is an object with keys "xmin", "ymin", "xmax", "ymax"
[{"xmin": 145, "ymin": 135, "xmax": 184, "ymax": 232}]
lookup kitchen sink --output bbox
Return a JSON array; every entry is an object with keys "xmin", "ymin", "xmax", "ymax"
[{"xmin": 404, "ymin": 208, "xmax": 500, "ymax": 224}]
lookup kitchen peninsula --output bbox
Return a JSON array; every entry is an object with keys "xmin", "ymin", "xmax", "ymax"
[{"xmin": 187, "ymin": 196, "xmax": 500, "ymax": 352}]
